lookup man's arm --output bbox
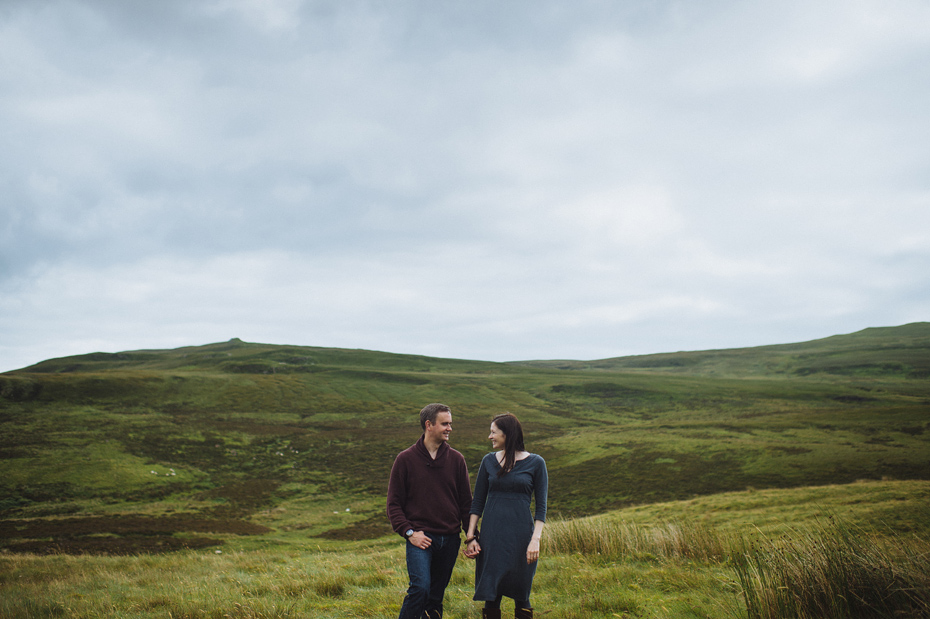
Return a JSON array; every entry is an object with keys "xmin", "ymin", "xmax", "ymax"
[
  {"xmin": 386, "ymin": 452, "xmax": 433, "ymax": 549},
  {"xmin": 456, "ymin": 454, "xmax": 473, "ymax": 532},
  {"xmin": 386, "ymin": 454, "xmax": 412, "ymax": 537}
]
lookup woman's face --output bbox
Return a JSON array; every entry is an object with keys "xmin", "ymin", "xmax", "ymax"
[{"xmin": 488, "ymin": 422, "xmax": 506, "ymax": 450}]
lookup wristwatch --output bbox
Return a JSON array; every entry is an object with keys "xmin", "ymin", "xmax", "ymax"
[{"xmin": 405, "ymin": 529, "xmax": 414, "ymax": 538}]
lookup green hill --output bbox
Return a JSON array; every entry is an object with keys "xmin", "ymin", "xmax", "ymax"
[
  {"xmin": 513, "ymin": 322, "xmax": 930, "ymax": 378},
  {"xmin": 1, "ymin": 324, "xmax": 929, "ymax": 555}
]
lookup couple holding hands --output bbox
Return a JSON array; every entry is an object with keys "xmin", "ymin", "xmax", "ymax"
[{"xmin": 387, "ymin": 404, "xmax": 548, "ymax": 619}]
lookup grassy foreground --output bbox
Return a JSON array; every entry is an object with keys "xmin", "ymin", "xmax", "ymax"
[{"xmin": 2, "ymin": 480, "xmax": 928, "ymax": 619}]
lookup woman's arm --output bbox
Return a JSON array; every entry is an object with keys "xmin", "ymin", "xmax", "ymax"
[
  {"xmin": 463, "ymin": 513, "xmax": 481, "ymax": 558},
  {"xmin": 465, "ymin": 513, "xmax": 480, "ymax": 540},
  {"xmin": 464, "ymin": 456, "xmax": 490, "ymax": 559},
  {"xmin": 526, "ymin": 519, "xmax": 544, "ymax": 563},
  {"xmin": 527, "ymin": 456, "xmax": 548, "ymax": 563}
]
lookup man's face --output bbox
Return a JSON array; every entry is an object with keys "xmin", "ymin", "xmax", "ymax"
[{"xmin": 425, "ymin": 411, "xmax": 453, "ymax": 443}]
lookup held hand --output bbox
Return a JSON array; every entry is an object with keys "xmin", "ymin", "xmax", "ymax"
[
  {"xmin": 463, "ymin": 539, "xmax": 481, "ymax": 559},
  {"xmin": 526, "ymin": 538, "xmax": 540, "ymax": 564},
  {"xmin": 409, "ymin": 531, "xmax": 431, "ymax": 549}
]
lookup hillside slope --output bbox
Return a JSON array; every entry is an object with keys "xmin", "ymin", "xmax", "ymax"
[
  {"xmin": 1, "ymin": 324, "xmax": 928, "ymax": 554},
  {"xmin": 512, "ymin": 322, "xmax": 930, "ymax": 377}
]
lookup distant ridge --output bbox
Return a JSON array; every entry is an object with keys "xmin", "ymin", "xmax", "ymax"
[
  {"xmin": 9, "ymin": 337, "xmax": 501, "ymax": 375},
  {"xmin": 6, "ymin": 322, "xmax": 930, "ymax": 379},
  {"xmin": 509, "ymin": 322, "xmax": 930, "ymax": 378}
]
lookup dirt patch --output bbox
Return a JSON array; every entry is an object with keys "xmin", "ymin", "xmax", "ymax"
[
  {"xmin": 195, "ymin": 479, "xmax": 281, "ymax": 515},
  {"xmin": 0, "ymin": 514, "xmax": 271, "ymax": 555},
  {"xmin": 0, "ymin": 514, "xmax": 271, "ymax": 539},
  {"xmin": 3, "ymin": 535, "xmax": 222, "ymax": 555},
  {"xmin": 549, "ymin": 447, "xmax": 746, "ymax": 516},
  {"xmin": 313, "ymin": 515, "xmax": 393, "ymax": 541}
]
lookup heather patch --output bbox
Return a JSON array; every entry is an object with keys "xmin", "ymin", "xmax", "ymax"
[{"xmin": 0, "ymin": 513, "xmax": 270, "ymax": 555}]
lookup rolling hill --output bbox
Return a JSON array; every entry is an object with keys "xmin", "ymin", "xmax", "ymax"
[{"xmin": 1, "ymin": 323, "xmax": 928, "ymax": 555}]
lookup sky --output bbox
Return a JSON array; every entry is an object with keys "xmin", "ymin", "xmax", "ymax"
[{"xmin": 2, "ymin": 0, "xmax": 929, "ymax": 372}]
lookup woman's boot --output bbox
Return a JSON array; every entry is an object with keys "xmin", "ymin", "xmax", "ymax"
[
  {"xmin": 481, "ymin": 608, "xmax": 502, "ymax": 619},
  {"xmin": 514, "ymin": 608, "xmax": 533, "ymax": 619}
]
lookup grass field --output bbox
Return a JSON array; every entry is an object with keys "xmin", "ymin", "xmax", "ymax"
[
  {"xmin": 2, "ymin": 480, "xmax": 928, "ymax": 618},
  {"xmin": 1, "ymin": 323, "xmax": 929, "ymax": 617}
]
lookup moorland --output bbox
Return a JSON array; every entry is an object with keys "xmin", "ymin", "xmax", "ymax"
[{"xmin": 1, "ymin": 323, "xmax": 929, "ymax": 618}]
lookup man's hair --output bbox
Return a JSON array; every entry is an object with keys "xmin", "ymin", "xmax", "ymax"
[{"xmin": 420, "ymin": 403, "xmax": 452, "ymax": 430}]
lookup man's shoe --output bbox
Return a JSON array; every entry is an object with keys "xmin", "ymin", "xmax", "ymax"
[
  {"xmin": 481, "ymin": 608, "xmax": 502, "ymax": 619},
  {"xmin": 514, "ymin": 608, "xmax": 533, "ymax": 619}
]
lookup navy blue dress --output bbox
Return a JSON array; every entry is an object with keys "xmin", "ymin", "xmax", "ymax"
[{"xmin": 470, "ymin": 453, "xmax": 548, "ymax": 602}]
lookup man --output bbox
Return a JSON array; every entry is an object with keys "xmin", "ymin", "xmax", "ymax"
[{"xmin": 387, "ymin": 403, "xmax": 473, "ymax": 619}]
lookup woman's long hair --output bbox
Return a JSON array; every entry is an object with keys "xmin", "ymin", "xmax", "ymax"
[{"xmin": 492, "ymin": 413, "xmax": 526, "ymax": 476}]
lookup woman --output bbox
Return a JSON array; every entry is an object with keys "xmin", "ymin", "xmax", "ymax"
[{"xmin": 464, "ymin": 413, "xmax": 548, "ymax": 619}]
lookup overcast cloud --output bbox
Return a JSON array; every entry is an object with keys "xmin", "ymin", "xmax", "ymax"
[{"xmin": 2, "ymin": 0, "xmax": 929, "ymax": 372}]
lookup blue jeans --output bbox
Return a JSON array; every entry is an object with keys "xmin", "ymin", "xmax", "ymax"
[{"xmin": 398, "ymin": 533, "xmax": 461, "ymax": 619}]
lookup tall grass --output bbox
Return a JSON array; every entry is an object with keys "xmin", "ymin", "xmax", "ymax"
[
  {"xmin": 732, "ymin": 518, "xmax": 930, "ymax": 619},
  {"xmin": 546, "ymin": 515, "xmax": 930, "ymax": 619},
  {"xmin": 545, "ymin": 517, "xmax": 731, "ymax": 562}
]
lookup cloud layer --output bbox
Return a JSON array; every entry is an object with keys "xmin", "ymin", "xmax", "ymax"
[{"xmin": 2, "ymin": 0, "xmax": 929, "ymax": 371}]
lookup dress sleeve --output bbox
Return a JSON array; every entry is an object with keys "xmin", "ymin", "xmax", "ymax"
[
  {"xmin": 469, "ymin": 454, "xmax": 491, "ymax": 517},
  {"xmin": 533, "ymin": 456, "xmax": 548, "ymax": 522}
]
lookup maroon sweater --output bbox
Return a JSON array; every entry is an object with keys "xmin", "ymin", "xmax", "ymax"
[{"xmin": 387, "ymin": 436, "xmax": 473, "ymax": 538}]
